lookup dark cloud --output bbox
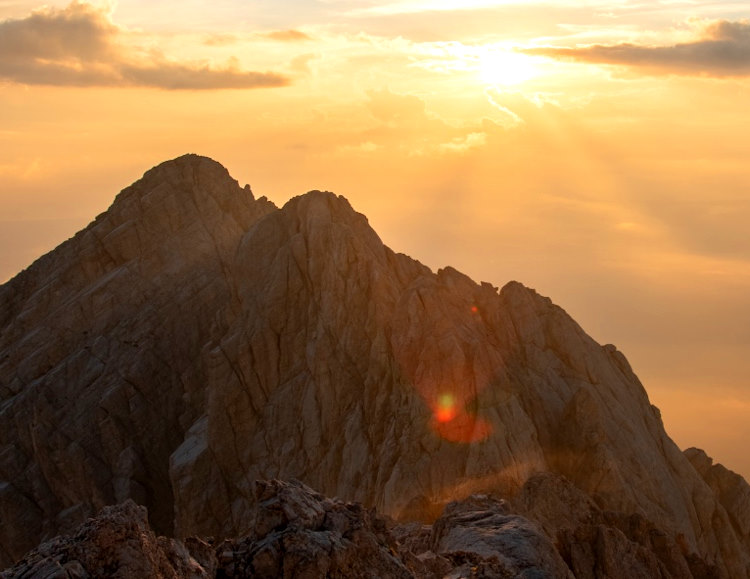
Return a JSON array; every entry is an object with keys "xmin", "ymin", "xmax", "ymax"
[
  {"xmin": 526, "ymin": 19, "xmax": 750, "ymax": 77},
  {"xmin": 0, "ymin": 1, "xmax": 115, "ymax": 60},
  {"xmin": 120, "ymin": 62, "xmax": 288, "ymax": 90},
  {"xmin": 0, "ymin": 1, "xmax": 289, "ymax": 89}
]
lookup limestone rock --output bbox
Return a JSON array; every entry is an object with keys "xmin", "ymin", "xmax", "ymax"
[
  {"xmin": 218, "ymin": 479, "xmax": 411, "ymax": 578},
  {"xmin": 0, "ymin": 155, "xmax": 275, "ymax": 564},
  {"xmin": 685, "ymin": 448, "xmax": 750, "ymax": 540},
  {"xmin": 2, "ymin": 480, "xmax": 412, "ymax": 579},
  {"xmin": 1, "ymin": 155, "xmax": 750, "ymax": 576},
  {"xmin": 0, "ymin": 500, "xmax": 209, "ymax": 579},
  {"xmin": 685, "ymin": 448, "xmax": 750, "ymax": 577},
  {"xmin": 0, "ymin": 477, "xmax": 744, "ymax": 578},
  {"xmin": 513, "ymin": 473, "xmax": 702, "ymax": 578},
  {"xmin": 431, "ymin": 494, "xmax": 573, "ymax": 578}
]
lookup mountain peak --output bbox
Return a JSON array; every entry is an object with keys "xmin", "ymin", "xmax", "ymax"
[
  {"xmin": 144, "ymin": 153, "xmax": 236, "ymax": 186},
  {"xmin": 280, "ymin": 189, "xmax": 373, "ymax": 234},
  {"xmin": 108, "ymin": 154, "xmax": 259, "ymax": 221},
  {"xmin": 75, "ymin": 153, "xmax": 278, "ymax": 270},
  {"xmin": 2, "ymin": 156, "xmax": 750, "ymax": 576}
]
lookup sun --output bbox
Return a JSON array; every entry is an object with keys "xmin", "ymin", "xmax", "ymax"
[{"xmin": 479, "ymin": 48, "xmax": 539, "ymax": 86}]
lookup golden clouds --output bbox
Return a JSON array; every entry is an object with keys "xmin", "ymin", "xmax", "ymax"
[
  {"xmin": 2, "ymin": 0, "xmax": 750, "ymax": 478},
  {"xmin": 0, "ymin": 1, "xmax": 289, "ymax": 89},
  {"xmin": 262, "ymin": 29, "xmax": 313, "ymax": 42},
  {"xmin": 527, "ymin": 19, "xmax": 750, "ymax": 77}
]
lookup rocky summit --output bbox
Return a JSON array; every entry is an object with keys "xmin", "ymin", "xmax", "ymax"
[{"xmin": 1, "ymin": 154, "xmax": 749, "ymax": 577}]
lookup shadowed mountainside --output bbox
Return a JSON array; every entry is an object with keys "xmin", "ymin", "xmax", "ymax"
[{"xmin": 1, "ymin": 154, "xmax": 749, "ymax": 576}]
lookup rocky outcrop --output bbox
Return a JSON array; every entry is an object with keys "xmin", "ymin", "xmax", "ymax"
[
  {"xmin": 1, "ymin": 155, "xmax": 749, "ymax": 576},
  {"xmin": 684, "ymin": 448, "xmax": 750, "ymax": 576},
  {"xmin": 512, "ymin": 473, "xmax": 712, "ymax": 578},
  {"xmin": 0, "ymin": 480, "xmax": 410, "ymax": 579},
  {"xmin": 0, "ymin": 500, "xmax": 209, "ymax": 579},
  {"xmin": 0, "ymin": 155, "xmax": 276, "ymax": 564},
  {"xmin": 2, "ymin": 478, "xmax": 727, "ymax": 579},
  {"xmin": 429, "ymin": 493, "xmax": 573, "ymax": 578},
  {"xmin": 215, "ymin": 479, "xmax": 411, "ymax": 578}
]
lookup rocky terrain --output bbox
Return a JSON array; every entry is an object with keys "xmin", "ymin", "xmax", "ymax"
[
  {"xmin": 0, "ymin": 475, "xmax": 742, "ymax": 578},
  {"xmin": 1, "ymin": 154, "xmax": 749, "ymax": 577}
]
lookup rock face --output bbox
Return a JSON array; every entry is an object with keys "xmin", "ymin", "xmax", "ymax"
[
  {"xmin": 0, "ymin": 155, "xmax": 275, "ymax": 565},
  {"xmin": 0, "ymin": 500, "xmax": 208, "ymax": 579},
  {"xmin": 1, "ymin": 479, "xmax": 411, "ymax": 579},
  {"xmin": 512, "ymin": 473, "xmax": 708, "ymax": 578},
  {"xmin": 428, "ymin": 493, "xmax": 573, "ymax": 578},
  {"xmin": 0, "ymin": 478, "xmax": 730, "ymax": 579},
  {"xmin": 215, "ymin": 479, "xmax": 411, "ymax": 578},
  {"xmin": 1, "ymin": 154, "xmax": 750, "ymax": 576}
]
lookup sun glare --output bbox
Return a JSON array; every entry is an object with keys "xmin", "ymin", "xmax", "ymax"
[{"xmin": 479, "ymin": 49, "xmax": 538, "ymax": 86}]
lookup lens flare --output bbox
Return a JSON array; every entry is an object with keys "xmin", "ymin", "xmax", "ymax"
[
  {"xmin": 436, "ymin": 393, "xmax": 457, "ymax": 422},
  {"xmin": 429, "ymin": 390, "xmax": 493, "ymax": 443},
  {"xmin": 393, "ymin": 294, "xmax": 497, "ymax": 445},
  {"xmin": 433, "ymin": 413, "xmax": 493, "ymax": 444}
]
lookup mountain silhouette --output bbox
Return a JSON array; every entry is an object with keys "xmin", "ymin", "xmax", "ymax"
[{"xmin": 1, "ymin": 154, "xmax": 748, "ymax": 577}]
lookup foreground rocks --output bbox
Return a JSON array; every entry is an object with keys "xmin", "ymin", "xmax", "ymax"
[
  {"xmin": 2, "ymin": 478, "xmax": 729, "ymax": 578},
  {"xmin": 2, "ymin": 480, "xmax": 410, "ymax": 579},
  {"xmin": 0, "ymin": 500, "xmax": 202, "ymax": 579},
  {"xmin": 2, "ymin": 155, "xmax": 750, "ymax": 575}
]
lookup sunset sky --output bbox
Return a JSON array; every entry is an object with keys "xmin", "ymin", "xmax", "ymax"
[{"xmin": 2, "ymin": 0, "xmax": 750, "ymax": 478}]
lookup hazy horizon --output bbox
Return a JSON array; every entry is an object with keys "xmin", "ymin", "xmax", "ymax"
[{"xmin": 2, "ymin": 0, "xmax": 749, "ymax": 480}]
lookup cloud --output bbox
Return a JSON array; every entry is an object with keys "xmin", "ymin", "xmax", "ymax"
[
  {"xmin": 526, "ymin": 19, "xmax": 750, "ymax": 77},
  {"xmin": 484, "ymin": 88, "xmax": 523, "ymax": 126},
  {"xmin": 202, "ymin": 33, "xmax": 239, "ymax": 47},
  {"xmin": 352, "ymin": 0, "xmax": 528, "ymax": 16},
  {"xmin": 289, "ymin": 53, "xmax": 317, "ymax": 73},
  {"xmin": 437, "ymin": 132, "xmax": 486, "ymax": 154},
  {"xmin": 0, "ymin": 1, "xmax": 115, "ymax": 61},
  {"xmin": 118, "ymin": 61, "xmax": 288, "ymax": 90},
  {"xmin": 0, "ymin": 1, "xmax": 289, "ymax": 89},
  {"xmin": 262, "ymin": 29, "xmax": 313, "ymax": 42}
]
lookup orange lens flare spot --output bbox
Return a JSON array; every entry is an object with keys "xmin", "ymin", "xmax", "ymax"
[
  {"xmin": 471, "ymin": 306, "xmax": 478, "ymax": 314},
  {"xmin": 431, "ymin": 393, "xmax": 492, "ymax": 442},
  {"xmin": 436, "ymin": 393, "xmax": 457, "ymax": 423},
  {"xmin": 433, "ymin": 414, "xmax": 493, "ymax": 444},
  {"xmin": 436, "ymin": 407, "xmax": 457, "ymax": 423}
]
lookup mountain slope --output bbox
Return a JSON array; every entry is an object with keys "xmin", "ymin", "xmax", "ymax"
[
  {"xmin": 0, "ymin": 155, "xmax": 275, "ymax": 563},
  {"xmin": 1, "ymin": 155, "xmax": 748, "ymax": 576}
]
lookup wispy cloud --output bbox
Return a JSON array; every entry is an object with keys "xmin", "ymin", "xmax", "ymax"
[
  {"xmin": 202, "ymin": 33, "xmax": 239, "ymax": 47},
  {"xmin": 0, "ymin": 1, "xmax": 290, "ymax": 89},
  {"xmin": 352, "ymin": 0, "xmax": 535, "ymax": 16},
  {"xmin": 262, "ymin": 29, "xmax": 313, "ymax": 42},
  {"xmin": 527, "ymin": 19, "xmax": 750, "ymax": 77},
  {"xmin": 437, "ymin": 132, "xmax": 487, "ymax": 154}
]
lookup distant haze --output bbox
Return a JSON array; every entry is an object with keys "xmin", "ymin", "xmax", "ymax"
[{"xmin": 2, "ymin": 0, "xmax": 749, "ymax": 479}]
